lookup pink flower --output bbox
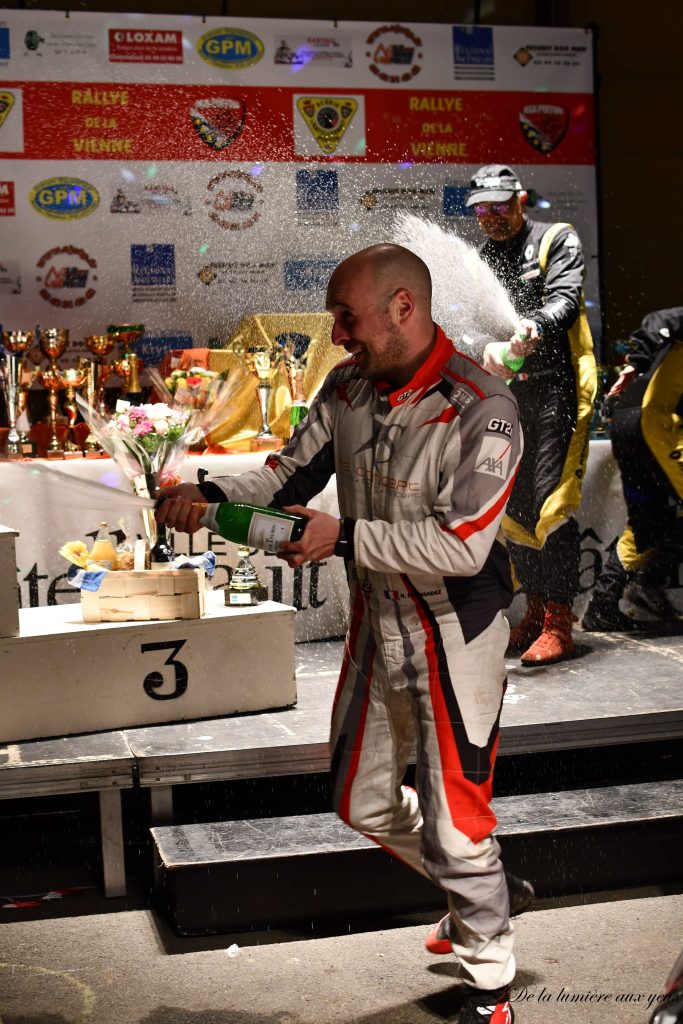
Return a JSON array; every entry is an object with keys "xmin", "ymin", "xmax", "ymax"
[{"xmin": 133, "ymin": 419, "xmax": 153, "ymax": 435}]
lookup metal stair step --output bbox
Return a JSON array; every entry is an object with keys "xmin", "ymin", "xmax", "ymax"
[{"xmin": 152, "ymin": 778, "xmax": 683, "ymax": 935}]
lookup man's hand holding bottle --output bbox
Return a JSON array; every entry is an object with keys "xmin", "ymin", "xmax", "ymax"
[
  {"xmin": 155, "ymin": 485, "xmax": 343, "ymax": 564},
  {"xmin": 482, "ymin": 318, "xmax": 541, "ymax": 379}
]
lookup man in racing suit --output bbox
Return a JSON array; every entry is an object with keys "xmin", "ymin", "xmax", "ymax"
[
  {"xmin": 157, "ymin": 244, "xmax": 523, "ymax": 1023},
  {"xmin": 582, "ymin": 307, "xmax": 683, "ymax": 631},
  {"xmin": 466, "ymin": 164, "xmax": 597, "ymax": 666}
]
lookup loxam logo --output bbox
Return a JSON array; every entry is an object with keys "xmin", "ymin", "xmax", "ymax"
[
  {"xmin": 29, "ymin": 177, "xmax": 99, "ymax": 220},
  {"xmin": 197, "ymin": 27, "xmax": 264, "ymax": 69}
]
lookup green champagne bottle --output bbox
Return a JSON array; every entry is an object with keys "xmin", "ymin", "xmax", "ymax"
[
  {"xmin": 289, "ymin": 400, "xmax": 309, "ymax": 436},
  {"xmin": 500, "ymin": 345, "xmax": 525, "ymax": 372},
  {"xmin": 212, "ymin": 502, "xmax": 306, "ymax": 554}
]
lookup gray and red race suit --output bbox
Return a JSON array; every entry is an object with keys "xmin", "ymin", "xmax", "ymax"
[{"xmin": 201, "ymin": 326, "xmax": 522, "ymax": 989}]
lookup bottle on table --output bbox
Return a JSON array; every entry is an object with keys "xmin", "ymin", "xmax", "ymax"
[
  {"xmin": 150, "ymin": 522, "xmax": 175, "ymax": 570},
  {"xmin": 210, "ymin": 502, "xmax": 306, "ymax": 554},
  {"xmin": 89, "ymin": 522, "xmax": 118, "ymax": 570}
]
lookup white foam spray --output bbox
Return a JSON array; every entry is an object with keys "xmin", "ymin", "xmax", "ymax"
[{"xmin": 392, "ymin": 212, "xmax": 520, "ymax": 362}]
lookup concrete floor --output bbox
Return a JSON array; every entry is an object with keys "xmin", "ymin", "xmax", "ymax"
[{"xmin": 0, "ymin": 891, "xmax": 680, "ymax": 1023}]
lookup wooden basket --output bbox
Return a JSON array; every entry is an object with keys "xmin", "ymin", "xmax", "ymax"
[{"xmin": 80, "ymin": 568, "xmax": 206, "ymax": 623}]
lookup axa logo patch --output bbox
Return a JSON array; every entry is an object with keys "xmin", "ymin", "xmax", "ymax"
[
  {"xmin": 197, "ymin": 27, "xmax": 264, "ymax": 69},
  {"xmin": 486, "ymin": 416, "xmax": 512, "ymax": 437},
  {"xmin": 475, "ymin": 436, "xmax": 511, "ymax": 478}
]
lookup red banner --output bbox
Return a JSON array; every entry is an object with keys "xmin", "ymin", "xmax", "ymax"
[{"xmin": 2, "ymin": 82, "xmax": 593, "ymax": 164}]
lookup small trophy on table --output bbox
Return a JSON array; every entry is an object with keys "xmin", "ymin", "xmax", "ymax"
[
  {"xmin": 38, "ymin": 328, "xmax": 69, "ymax": 457},
  {"xmin": 1, "ymin": 330, "xmax": 34, "ymax": 458},
  {"xmin": 226, "ymin": 547, "xmax": 269, "ymax": 606},
  {"xmin": 108, "ymin": 324, "xmax": 145, "ymax": 404},
  {"xmin": 276, "ymin": 331, "xmax": 311, "ymax": 437},
  {"xmin": 241, "ymin": 342, "xmax": 283, "ymax": 451},
  {"xmin": 57, "ymin": 362, "xmax": 90, "ymax": 454}
]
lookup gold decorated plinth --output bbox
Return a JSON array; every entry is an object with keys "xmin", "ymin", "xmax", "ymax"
[
  {"xmin": 81, "ymin": 568, "xmax": 206, "ymax": 623},
  {"xmin": 204, "ymin": 312, "xmax": 336, "ymax": 449}
]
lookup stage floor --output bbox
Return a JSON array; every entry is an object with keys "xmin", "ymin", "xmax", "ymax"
[{"xmin": 125, "ymin": 629, "xmax": 683, "ymax": 789}]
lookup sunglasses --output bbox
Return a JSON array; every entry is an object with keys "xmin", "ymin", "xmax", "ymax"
[{"xmin": 472, "ymin": 201, "xmax": 515, "ymax": 215}]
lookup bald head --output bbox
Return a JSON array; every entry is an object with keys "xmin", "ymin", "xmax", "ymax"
[
  {"xmin": 325, "ymin": 243, "xmax": 437, "ymax": 388},
  {"xmin": 328, "ymin": 243, "xmax": 432, "ymax": 313}
]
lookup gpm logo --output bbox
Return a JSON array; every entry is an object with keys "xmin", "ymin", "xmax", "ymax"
[
  {"xmin": 197, "ymin": 27, "xmax": 264, "ymax": 69},
  {"xmin": 29, "ymin": 177, "xmax": 99, "ymax": 220}
]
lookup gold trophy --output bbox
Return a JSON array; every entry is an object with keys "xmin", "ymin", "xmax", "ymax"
[
  {"xmin": 57, "ymin": 362, "xmax": 89, "ymax": 454},
  {"xmin": 225, "ymin": 546, "xmax": 269, "ymax": 606},
  {"xmin": 243, "ymin": 344, "xmax": 283, "ymax": 450},
  {"xmin": 38, "ymin": 328, "xmax": 69, "ymax": 456},
  {"xmin": 277, "ymin": 332, "xmax": 311, "ymax": 438},
  {"xmin": 1, "ymin": 330, "xmax": 34, "ymax": 458},
  {"xmin": 84, "ymin": 334, "xmax": 115, "ymax": 415},
  {"xmin": 108, "ymin": 324, "xmax": 145, "ymax": 402}
]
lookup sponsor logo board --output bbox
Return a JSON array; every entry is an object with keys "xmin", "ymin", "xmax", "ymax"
[
  {"xmin": 190, "ymin": 96, "xmax": 246, "ymax": 151},
  {"xmin": 108, "ymin": 28, "xmax": 183, "ymax": 63},
  {"xmin": 452, "ymin": 25, "xmax": 494, "ymax": 81},
  {"xmin": 0, "ymin": 180, "xmax": 15, "ymax": 215},
  {"xmin": 35, "ymin": 245, "xmax": 97, "ymax": 308},
  {"xmin": 197, "ymin": 27, "xmax": 264, "ymax": 70},
  {"xmin": 205, "ymin": 170, "xmax": 263, "ymax": 230},
  {"xmin": 198, "ymin": 261, "xmax": 276, "ymax": 287},
  {"xmin": 274, "ymin": 35, "xmax": 352, "ymax": 67},
  {"xmin": 137, "ymin": 335, "xmax": 192, "ymax": 366},
  {"xmin": 30, "ymin": 177, "xmax": 99, "ymax": 220},
  {"xmin": 519, "ymin": 103, "xmax": 569, "ymax": 153},
  {"xmin": 365, "ymin": 24, "xmax": 423, "ymax": 83},
  {"xmin": 130, "ymin": 244, "xmax": 176, "ymax": 303},
  {"xmin": 0, "ymin": 89, "xmax": 23, "ymax": 153},
  {"xmin": 296, "ymin": 169, "xmax": 339, "ymax": 225},
  {"xmin": 111, "ymin": 183, "xmax": 191, "ymax": 216},
  {"xmin": 283, "ymin": 258, "xmax": 339, "ymax": 291},
  {"xmin": 360, "ymin": 186, "xmax": 436, "ymax": 212},
  {"xmin": 0, "ymin": 259, "xmax": 20, "ymax": 294},
  {"xmin": 294, "ymin": 94, "xmax": 364, "ymax": 156}
]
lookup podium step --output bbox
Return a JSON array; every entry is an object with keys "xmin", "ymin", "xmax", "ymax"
[{"xmin": 152, "ymin": 778, "xmax": 683, "ymax": 935}]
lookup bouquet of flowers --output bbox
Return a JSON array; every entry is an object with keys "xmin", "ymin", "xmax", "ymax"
[
  {"xmin": 163, "ymin": 366, "xmax": 230, "ymax": 411},
  {"xmin": 76, "ymin": 366, "xmax": 242, "ymax": 544}
]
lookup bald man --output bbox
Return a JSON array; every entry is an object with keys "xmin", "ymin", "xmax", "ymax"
[{"xmin": 157, "ymin": 245, "xmax": 525, "ymax": 1022}]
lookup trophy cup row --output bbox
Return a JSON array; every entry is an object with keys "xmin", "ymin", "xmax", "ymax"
[
  {"xmin": 228, "ymin": 330, "xmax": 312, "ymax": 449},
  {"xmin": 0, "ymin": 325, "xmax": 145, "ymax": 458}
]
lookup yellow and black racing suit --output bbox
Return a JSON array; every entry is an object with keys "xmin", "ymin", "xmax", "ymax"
[{"xmin": 480, "ymin": 218, "xmax": 597, "ymax": 603}]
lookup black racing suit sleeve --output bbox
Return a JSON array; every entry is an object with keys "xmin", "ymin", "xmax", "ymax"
[
  {"xmin": 626, "ymin": 307, "xmax": 683, "ymax": 375},
  {"xmin": 529, "ymin": 225, "xmax": 585, "ymax": 342}
]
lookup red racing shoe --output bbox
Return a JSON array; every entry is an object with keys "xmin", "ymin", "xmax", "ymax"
[
  {"xmin": 460, "ymin": 985, "xmax": 514, "ymax": 1023},
  {"xmin": 424, "ymin": 912, "xmax": 453, "ymax": 955},
  {"xmin": 425, "ymin": 874, "xmax": 535, "ymax": 955}
]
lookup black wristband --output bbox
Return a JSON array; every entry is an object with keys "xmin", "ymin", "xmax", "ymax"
[{"xmin": 333, "ymin": 517, "xmax": 355, "ymax": 560}]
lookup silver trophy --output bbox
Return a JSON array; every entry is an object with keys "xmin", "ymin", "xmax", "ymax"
[{"xmin": 1, "ymin": 331, "xmax": 34, "ymax": 458}]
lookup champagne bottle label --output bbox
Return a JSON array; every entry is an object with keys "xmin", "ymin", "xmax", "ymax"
[{"xmin": 247, "ymin": 512, "xmax": 296, "ymax": 553}]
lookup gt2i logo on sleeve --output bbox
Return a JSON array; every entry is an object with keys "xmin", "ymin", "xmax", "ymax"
[
  {"xmin": 475, "ymin": 435, "xmax": 511, "ymax": 478},
  {"xmin": 486, "ymin": 416, "xmax": 512, "ymax": 437}
]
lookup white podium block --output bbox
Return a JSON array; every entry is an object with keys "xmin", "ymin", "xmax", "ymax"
[
  {"xmin": 0, "ymin": 524, "xmax": 20, "ymax": 639},
  {"xmin": 0, "ymin": 595, "xmax": 296, "ymax": 743}
]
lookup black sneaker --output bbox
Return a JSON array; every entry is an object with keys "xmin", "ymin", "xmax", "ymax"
[
  {"xmin": 581, "ymin": 601, "xmax": 645, "ymax": 632},
  {"xmin": 460, "ymin": 985, "xmax": 514, "ymax": 1023},
  {"xmin": 621, "ymin": 578, "xmax": 678, "ymax": 622},
  {"xmin": 505, "ymin": 872, "xmax": 535, "ymax": 917}
]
